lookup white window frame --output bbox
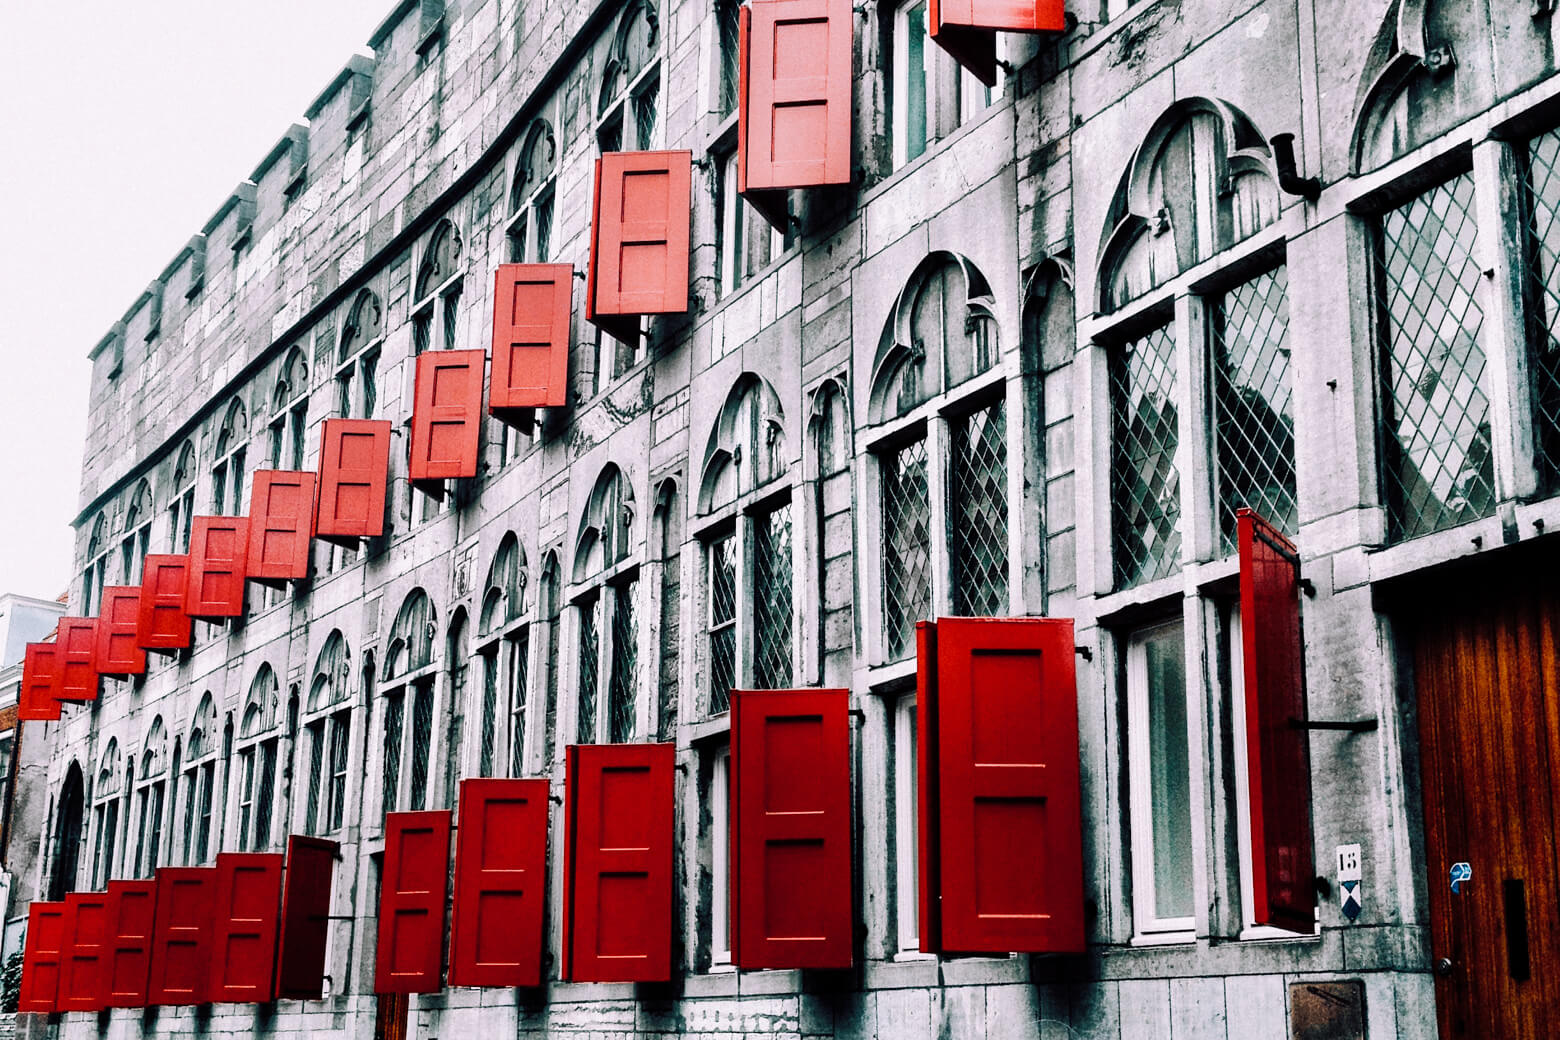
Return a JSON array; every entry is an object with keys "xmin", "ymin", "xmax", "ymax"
[
  {"xmin": 718, "ymin": 152, "xmax": 788, "ymax": 298},
  {"xmin": 709, "ymin": 746, "xmax": 733, "ymax": 970},
  {"xmin": 893, "ymin": 692, "xmax": 926, "ymax": 957},
  {"xmin": 698, "ymin": 490, "xmax": 798, "ymax": 714},
  {"xmin": 890, "ymin": 0, "xmax": 1000, "ymax": 170}
]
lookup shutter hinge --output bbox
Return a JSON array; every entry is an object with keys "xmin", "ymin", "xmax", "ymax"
[{"xmin": 1074, "ymin": 646, "xmax": 1093, "ymax": 662}]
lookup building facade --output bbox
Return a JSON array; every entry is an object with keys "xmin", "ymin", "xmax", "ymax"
[{"xmin": 28, "ymin": 0, "xmax": 1560, "ymax": 1036}]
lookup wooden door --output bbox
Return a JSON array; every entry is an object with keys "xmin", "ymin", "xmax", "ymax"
[{"xmin": 1414, "ymin": 577, "xmax": 1560, "ymax": 1038}]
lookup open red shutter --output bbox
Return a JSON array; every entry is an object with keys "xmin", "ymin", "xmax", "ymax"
[
  {"xmin": 448, "ymin": 778, "xmax": 548, "ymax": 988},
  {"xmin": 315, "ymin": 419, "xmax": 391, "ymax": 545},
  {"xmin": 738, "ymin": 0, "xmax": 852, "ymax": 226},
  {"xmin": 929, "ymin": 0, "xmax": 1066, "ymax": 86},
  {"xmin": 274, "ymin": 835, "xmax": 339, "ymax": 1001},
  {"xmin": 104, "ymin": 879, "xmax": 157, "ymax": 1008},
  {"xmin": 562, "ymin": 743, "xmax": 674, "ymax": 982},
  {"xmin": 248, "ymin": 471, "xmax": 317, "ymax": 586},
  {"xmin": 148, "ymin": 867, "xmax": 216, "ymax": 1005},
  {"xmin": 730, "ymin": 689, "xmax": 853, "ymax": 970},
  {"xmin": 586, "ymin": 151, "xmax": 692, "ymax": 342},
  {"xmin": 137, "ymin": 554, "xmax": 193, "ymax": 653},
  {"xmin": 20, "ymin": 643, "xmax": 62, "ymax": 722},
  {"xmin": 210, "ymin": 852, "xmax": 284, "ymax": 1002},
  {"xmin": 490, "ymin": 263, "xmax": 571, "ymax": 430},
  {"xmin": 374, "ymin": 810, "xmax": 451, "ymax": 994},
  {"xmin": 59, "ymin": 892, "xmax": 109, "ymax": 1012},
  {"xmin": 1238, "ymin": 507, "xmax": 1316, "ymax": 931},
  {"xmin": 409, "ymin": 350, "xmax": 485, "ymax": 498},
  {"xmin": 922, "ymin": 617, "xmax": 1084, "ymax": 953},
  {"xmin": 56, "ymin": 618, "xmax": 101, "ymax": 703},
  {"xmin": 185, "ymin": 517, "xmax": 249, "ymax": 618},
  {"xmin": 96, "ymin": 586, "xmax": 147, "ymax": 678},
  {"xmin": 19, "ymin": 902, "xmax": 66, "ymax": 1013}
]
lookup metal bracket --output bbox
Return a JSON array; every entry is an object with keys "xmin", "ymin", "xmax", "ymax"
[
  {"xmin": 1289, "ymin": 716, "xmax": 1378, "ymax": 733},
  {"xmin": 1074, "ymin": 646, "xmax": 1093, "ymax": 662},
  {"xmin": 1299, "ymin": 577, "xmax": 1317, "ymax": 598}
]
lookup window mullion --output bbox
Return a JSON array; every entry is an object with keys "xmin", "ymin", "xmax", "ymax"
[
  {"xmin": 736, "ymin": 518, "xmax": 754, "ymax": 688},
  {"xmin": 1177, "ymin": 293, "xmax": 1216, "ymax": 566},
  {"xmin": 927, "ymin": 417, "xmax": 952, "ymax": 618}
]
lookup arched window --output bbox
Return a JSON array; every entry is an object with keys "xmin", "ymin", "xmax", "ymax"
[
  {"xmin": 444, "ymin": 608, "xmax": 469, "ymax": 807},
  {"xmin": 119, "ymin": 480, "xmax": 154, "ymax": 585},
  {"xmin": 303, "ymin": 633, "xmax": 353, "ymax": 836},
  {"xmin": 82, "ymin": 513, "xmax": 108, "ymax": 616},
  {"xmin": 697, "ymin": 375, "xmax": 795, "ymax": 714},
  {"xmin": 572, "ymin": 465, "xmax": 641, "ymax": 743},
  {"xmin": 133, "ymin": 719, "xmax": 168, "ymax": 878},
  {"xmin": 268, "ymin": 346, "xmax": 309, "ymax": 471},
  {"xmin": 50, "ymin": 763, "xmax": 85, "ymax": 901},
  {"xmin": 212, "ymin": 396, "xmax": 249, "ymax": 515},
  {"xmin": 507, "ymin": 119, "xmax": 559, "ymax": 264},
  {"xmin": 91, "ymin": 741, "xmax": 121, "ymax": 887},
  {"xmin": 179, "ymin": 695, "xmax": 218, "ymax": 864},
  {"xmin": 867, "ymin": 254, "xmax": 1009, "ymax": 661},
  {"xmin": 538, "ymin": 551, "xmax": 563, "ymax": 765},
  {"xmin": 336, "ymin": 287, "xmax": 384, "ymax": 420},
  {"xmin": 651, "ymin": 477, "xmax": 682, "ymax": 740},
  {"xmin": 168, "ymin": 440, "xmax": 197, "ymax": 553},
  {"xmin": 597, "ymin": 0, "xmax": 661, "ymax": 154},
  {"xmin": 382, "ymin": 589, "xmax": 439, "ymax": 814},
  {"xmin": 478, "ymin": 535, "xmax": 531, "ymax": 776},
  {"xmin": 235, "ymin": 667, "xmax": 281, "ymax": 852},
  {"xmin": 412, "ymin": 219, "xmax": 464, "ymax": 356}
]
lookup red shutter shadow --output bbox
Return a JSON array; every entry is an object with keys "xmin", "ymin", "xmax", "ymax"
[
  {"xmin": 56, "ymin": 618, "xmax": 101, "ymax": 703},
  {"xmin": 97, "ymin": 587, "xmax": 147, "ymax": 678},
  {"xmin": 490, "ymin": 264, "xmax": 571, "ymax": 432},
  {"xmin": 274, "ymin": 835, "xmax": 339, "ymax": 1001},
  {"xmin": 185, "ymin": 518, "xmax": 249, "ymax": 619},
  {"xmin": 147, "ymin": 867, "xmax": 217, "ymax": 1006},
  {"xmin": 929, "ymin": 0, "xmax": 1066, "ymax": 86},
  {"xmin": 137, "ymin": 555, "xmax": 193, "ymax": 653},
  {"xmin": 409, "ymin": 350, "xmax": 485, "ymax": 500},
  {"xmin": 449, "ymin": 778, "xmax": 549, "ymax": 988},
  {"xmin": 248, "ymin": 471, "xmax": 318, "ymax": 586},
  {"xmin": 19, "ymin": 643, "xmax": 62, "ymax": 722},
  {"xmin": 104, "ymin": 879, "xmax": 158, "ymax": 1008},
  {"xmin": 562, "ymin": 743, "xmax": 675, "ymax": 983},
  {"xmin": 315, "ymin": 419, "xmax": 391, "ymax": 546},
  {"xmin": 19, "ymin": 901, "xmax": 66, "ymax": 1013},
  {"xmin": 731, "ymin": 688, "xmax": 854, "ymax": 970},
  {"xmin": 586, "ymin": 151, "xmax": 692, "ymax": 343},
  {"xmin": 374, "ymin": 811, "xmax": 451, "ymax": 995},
  {"xmin": 211, "ymin": 852, "xmax": 285, "ymax": 1003},
  {"xmin": 59, "ymin": 893, "xmax": 110, "ymax": 1013}
]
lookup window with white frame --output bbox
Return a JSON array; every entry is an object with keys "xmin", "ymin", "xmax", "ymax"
[
  {"xmin": 893, "ymin": 692, "xmax": 919, "ymax": 953},
  {"xmin": 180, "ymin": 695, "xmax": 218, "ymax": 864},
  {"xmin": 714, "ymin": 0, "xmax": 741, "ymax": 119},
  {"xmin": 133, "ymin": 720, "xmax": 168, "ymax": 878},
  {"xmin": 381, "ymin": 589, "xmax": 439, "ymax": 815},
  {"xmin": 412, "ymin": 219, "xmax": 465, "ymax": 357},
  {"xmin": 336, "ymin": 288, "xmax": 383, "ymax": 421},
  {"xmin": 709, "ymin": 745, "xmax": 732, "ymax": 968},
  {"xmin": 81, "ymin": 514, "xmax": 108, "ymax": 617},
  {"xmin": 889, "ymin": 0, "xmax": 996, "ymax": 170},
  {"xmin": 507, "ymin": 118, "xmax": 559, "ymax": 265},
  {"xmin": 597, "ymin": 0, "xmax": 661, "ymax": 155},
  {"xmin": 268, "ymin": 346, "xmax": 309, "ymax": 471},
  {"xmin": 235, "ymin": 667, "xmax": 281, "ymax": 853},
  {"xmin": 697, "ymin": 375, "xmax": 796, "ymax": 714},
  {"xmin": 90, "ymin": 741, "xmax": 121, "ymax": 887},
  {"xmin": 211, "ymin": 397, "xmax": 249, "ymax": 516},
  {"xmin": 168, "ymin": 441, "xmax": 197, "ymax": 554},
  {"xmin": 1125, "ymin": 619, "xmax": 1193, "ymax": 938},
  {"xmin": 572, "ymin": 465, "xmax": 642, "ymax": 744},
  {"xmin": 1109, "ymin": 321, "xmax": 1182, "ymax": 589},
  {"xmin": 119, "ymin": 480, "xmax": 153, "ymax": 585},
  {"xmin": 867, "ymin": 256, "xmax": 1007, "ymax": 662},
  {"xmin": 304, "ymin": 633, "xmax": 353, "ymax": 837},
  {"xmin": 478, "ymin": 535, "xmax": 532, "ymax": 777},
  {"xmin": 717, "ymin": 152, "xmax": 791, "ymax": 298}
]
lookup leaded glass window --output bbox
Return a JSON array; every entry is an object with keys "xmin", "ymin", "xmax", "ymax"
[
  {"xmin": 882, "ymin": 438, "xmax": 932, "ymax": 660},
  {"xmin": 508, "ymin": 629, "xmax": 530, "ymax": 776},
  {"xmin": 753, "ymin": 503, "xmax": 793, "ymax": 688},
  {"xmin": 608, "ymin": 579, "xmax": 640, "ymax": 742},
  {"xmin": 479, "ymin": 647, "xmax": 500, "ymax": 775},
  {"xmin": 1376, "ymin": 174, "xmax": 1494, "ymax": 541},
  {"xmin": 1525, "ymin": 128, "xmax": 1560, "ymax": 492},
  {"xmin": 949, "ymin": 401, "xmax": 1008, "ymax": 616},
  {"xmin": 382, "ymin": 690, "xmax": 404, "ymax": 816},
  {"xmin": 1212, "ymin": 266, "xmax": 1296, "ymax": 549},
  {"xmin": 408, "ymin": 680, "xmax": 434, "ymax": 810},
  {"xmin": 708, "ymin": 534, "xmax": 737, "ymax": 714},
  {"xmin": 577, "ymin": 594, "xmax": 601, "ymax": 741},
  {"xmin": 1111, "ymin": 324, "xmax": 1181, "ymax": 588},
  {"xmin": 717, "ymin": 0, "xmax": 741, "ymax": 116}
]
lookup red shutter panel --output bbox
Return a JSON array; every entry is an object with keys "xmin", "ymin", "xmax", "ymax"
[
  {"xmin": 210, "ymin": 852, "xmax": 285, "ymax": 1002},
  {"xmin": 19, "ymin": 643, "xmax": 62, "ymax": 722},
  {"xmin": 731, "ymin": 689, "xmax": 853, "ymax": 970},
  {"xmin": 248, "ymin": 471, "xmax": 318, "ymax": 586},
  {"xmin": 59, "ymin": 892, "xmax": 110, "ymax": 1012},
  {"xmin": 137, "ymin": 554, "xmax": 193, "ymax": 653},
  {"xmin": 738, "ymin": 0, "xmax": 852, "ymax": 226},
  {"xmin": 315, "ymin": 419, "xmax": 391, "ymax": 545},
  {"xmin": 1238, "ymin": 507, "xmax": 1316, "ymax": 931},
  {"xmin": 104, "ymin": 879, "xmax": 158, "ymax": 1008},
  {"xmin": 586, "ymin": 151, "xmax": 693, "ymax": 342},
  {"xmin": 374, "ymin": 810, "xmax": 451, "ymax": 994},
  {"xmin": 929, "ymin": 0, "xmax": 1066, "ymax": 87},
  {"xmin": 490, "ymin": 263, "xmax": 571, "ymax": 431},
  {"xmin": 56, "ymin": 618, "xmax": 101, "ymax": 703},
  {"xmin": 274, "ymin": 835, "xmax": 339, "ymax": 1001},
  {"xmin": 408, "ymin": 350, "xmax": 485, "ymax": 498},
  {"xmin": 19, "ymin": 901, "xmax": 66, "ymax": 1013},
  {"xmin": 915, "ymin": 622, "xmax": 942, "ymax": 954},
  {"xmin": 925, "ymin": 617, "xmax": 1085, "ymax": 953},
  {"xmin": 448, "ymin": 778, "xmax": 549, "ymax": 988},
  {"xmin": 96, "ymin": 586, "xmax": 147, "ymax": 678},
  {"xmin": 148, "ymin": 867, "xmax": 216, "ymax": 1005},
  {"xmin": 185, "ymin": 517, "xmax": 250, "ymax": 619},
  {"xmin": 562, "ymin": 743, "xmax": 675, "ymax": 983}
]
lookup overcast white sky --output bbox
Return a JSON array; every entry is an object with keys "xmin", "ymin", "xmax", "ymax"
[{"xmin": 0, "ymin": 1, "xmax": 392, "ymax": 601}]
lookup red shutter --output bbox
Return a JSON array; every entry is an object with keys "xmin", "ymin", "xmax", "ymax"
[
  {"xmin": 59, "ymin": 892, "xmax": 110, "ymax": 1012},
  {"xmin": 274, "ymin": 835, "xmax": 339, "ymax": 1001},
  {"xmin": 374, "ymin": 810, "xmax": 451, "ymax": 994},
  {"xmin": 586, "ymin": 151, "xmax": 693, "ymax": 342},
  {"xmin": 562, "ymin": 743, "xmax": 675, "ymax": 982},
  {"xmin": 19, "ymin": 901, "xmax": 66, "ymax": 1013},
  {"xmin": 1238, "ymin": 507, "xmax": 1316, "ymax": 931},
  {"xmin": 490, "ymin": 263, "xmax": 571, "ymax": 431},
  {"xmin": 147, "ymin": 867, "xmax": 216, "ymax": 1005},
  {"xmin": 104, "ymin": 879, "xmax": 158, "ymax": 1008},
  {"xmin": 408, "ymin": 350, "xmax": 485, "ymax": 498},
  {"xmin": 19, "ymin": 643, "xmax": 62, "ymax": 722},
  {"xmin": 185, "ymin": 517, "xmax": 249, "ymax": 619},
  {"xmin": 96, "ymin": 586, "xmax": 147, "ymax": 678},
  {"xmin": 731, "ymin": 689, "xmax": 853, "ymax": 970},
  {"xmin": 315, "ymin": 419, "xmax": 391, "ymax": 545},
  {"xmin": 448, "ymin": 778, "xmax": 549, "ymax": 988},
  {"xmin": 210, "ymin": 852, "xmax": 284, "ymax": 1002},
  {"xmin": 137, "ymin": 554, "xmax": 193, "ymax": 653},
  {"xmin": 738, "ymin": 0, "xmax": 852, "ymax": 225},
  {"xmin": 248, "ymin": 471, "xmax": 318, "ymax": 586},
  {"xmin": 56, "ymin": 618, "xmax": 100, "ymax": 703},
  {"xmin": 929, "ymin": 0, "xmax": 1066, "ymax": 87},
  {"xmin": 921, "ymin": 617, "xmax": 1084, "ymax": 954}
]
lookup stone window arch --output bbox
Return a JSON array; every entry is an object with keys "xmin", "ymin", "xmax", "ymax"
[
  {"xmin": 169, "ymin": 440, "xmax": 197, "ymax": 553},
  {"xmin": 508, "ymin": 118, "xmax": 559, "ymax": 264},
  {"xmin": 477, "ymin": 534, "xmax": 533, "ymax": 776},
  {"xmin": 597, "ymin": 0, "xmax": 661, "ymax": 153},
  {"xmin": 178, "ymin": 693, "xmax": 219, "ymax": 864},
  {"xmin": 303, "ymin": 632, "xmax": 353, "ymax": 835},
  {"xmin": 82, "ymin": 513, "xmax": 109, "ymax": 616},
  {"xmin": 212, "ymin": 396, "xmax": 249, "ymax": 515},
  {"xmin": 90, "ymin": 740, "xmax": 121, "ymax": 886},
  {"xmin": 381, "ymin": 588, "xmax": 441, "ymax": 815},
  {"xmin": 235, "ymin": 666, "xmax": 281, "ymax": 852},
  {"xmin": 268, "ymin": 345, "xmax": 309, "ymax": 470},
  {"xmin": 120, "ymin": 479, "xmax": 154, "ymax": 585},
  {"xmin": 412, "ymin": 218, "xmax": 465, "ymax": 356},
  {"xmin": 571, "ymin": 464, "xmax": 643, "ymax": 743}
]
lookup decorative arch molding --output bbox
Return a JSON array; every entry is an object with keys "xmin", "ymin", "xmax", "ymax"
[
  {"xmin": 242, "ymin": 664, "xmax": 282, "ymax": 738},
  {"xmin": 1351, "ymin": 0, "xmax": 1479, "ymax": 174},
  {"xmin": 340, "ymin": 287, "xmax": 385, "ymax": 361},
  {"xmin": 310, "ymin": 631, "xmax": 352, "ymax": 712},
  {"xmin": 651, "ymin": 476, "xmax": 682, "ymax": 558},
  {"xmin": 386, "ymin": 587, "xmax": 438, "ymax": 680},
  {"xmin": 1023, "ymin": 257, "xmax": 1079, "ymax": 374},
  {"xmin": 699, "ymin": 373, "xmax": 789, "ymax": 514},
  {"xmin": 574, "ymin": 464, "xmax": 636, "ymax": 582},
  {"xmin": 415, "ymin": 219, "xmax": 463, "ymax": 301},
  {"xmin": 481, "ymin": 534, "xmax": 527, "ymax": 636},
  {"xmin": 807, "ymin": 374, "xmax": 852, "ymax": 479},
  {"xmin": 512, "ymin": 119, "xmax": 558, "ymax": 211},
  {"xmin": 188, "ymin": 693, "xmax": 218, "ymax": 757}
]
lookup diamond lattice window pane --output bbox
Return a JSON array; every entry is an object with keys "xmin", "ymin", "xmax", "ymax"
[
  {"xmin": 1213, "ymin": 266, "xmax": 1297, "ymax": 551},
  {"xmin": 754, "ymin": 502, "xmax": 794, "ymax": 688},
  {"xmin": 408, "ymin": 682, "xmax": 434, "ymax": 810},
  {"xmin": 382, "ymin": 692, "xmax": 404, "ymax": 816},
  {"xmin": 1525, "ymin": 129, "xmax": 1560, "ymax": 491},
  {"xmin": 508, "ymin": 629, "xmax": 530, "ymax": 777},
  {"xmin": 479, "ymin": 650, "xmax": 499, "ymax": 776},
  {"xmin": 609, "ymin": 580, "xmax": 640, "ymax": 743},
  {"xmin": 708, "ymin": 535, "xmax": 737, "ymax": 714},
  {"xmin": 576, "ymin": 596, "xmax": 601, "ymax": 742},
  {"xmin": 950, "ymin": 401, "xmax": 1009, "ymax": 616},
  {"xmin": 883, "ymin": 438, "xmax": 932, "ymax": 660},
  {"xmin": 1377, "ymin": 173, "xmax": 1495, "ymax": 541},
  {"xmin": 1111, "ymin": 324, "xmax": 1182, "ymax": 588}
]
